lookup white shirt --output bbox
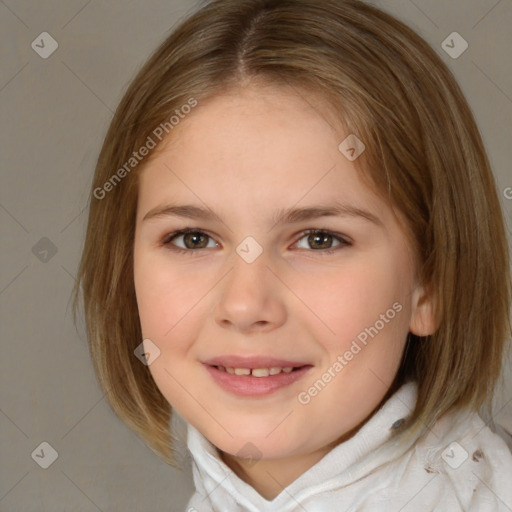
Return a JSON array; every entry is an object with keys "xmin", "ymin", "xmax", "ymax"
[{"xmin": 185, "ymin": 381, "xmax": 512, "ymax": 511}]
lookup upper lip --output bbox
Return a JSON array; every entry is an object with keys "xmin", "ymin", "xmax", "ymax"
[{"xmin": 202, "ymin": 355, "xmax": 312, "ymax": 369}]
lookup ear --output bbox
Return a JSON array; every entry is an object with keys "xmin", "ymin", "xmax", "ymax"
[{"xmin": 409, "ymin": 284, "xmax": 437, "ymax": 336}]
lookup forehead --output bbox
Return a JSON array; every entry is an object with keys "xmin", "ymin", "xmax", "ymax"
[
  {"xmin": 155, "ymin": 85, "xmax": 343, "ymax": 167},
  {"xmin": 136, "ymin": 85, "xmax": 389, "ymax": 225}
]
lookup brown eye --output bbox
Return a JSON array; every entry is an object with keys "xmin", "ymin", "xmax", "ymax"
[
  {"xmin": 295, "ymin": 230, "xmax": 351, "ymax": 253},
  {"xmin": 308, "ymin": 232, "xmax": 334, "ymax": 249},
  {"xmin": 164, "ymin": 230, "xmax": 217, "ymax": 250},
  {"xmin": 182, "ymin": 232, "xmax": 209, "ymax": 249}
]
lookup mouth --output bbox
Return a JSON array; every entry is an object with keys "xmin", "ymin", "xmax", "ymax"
[
  {"xmin": 212, "ymin": 365, "xmax": 306, "ymax": 377},
  {"xmin": 202, "ymin": 356, "xmax": 313, "ymax": 396}
]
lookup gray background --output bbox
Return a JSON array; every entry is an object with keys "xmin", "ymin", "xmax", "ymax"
[{"xmin": 1, "ymin": 0, "xmax": 511, "ymax": 510}]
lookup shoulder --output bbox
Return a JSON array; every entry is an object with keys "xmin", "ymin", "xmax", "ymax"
[{"xmin": 412, "ymin": 408, "xmax": 512, "ymax": 511}]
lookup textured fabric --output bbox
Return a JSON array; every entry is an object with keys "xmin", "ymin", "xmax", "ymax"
[{"xmin": 185, "ymin": 382, "xmax": 512, "ymax": 511}]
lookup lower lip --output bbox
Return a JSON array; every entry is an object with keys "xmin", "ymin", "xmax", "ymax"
[{"xmin": 204, "ymin": 365, "xmax": 313, "ymax": 397}]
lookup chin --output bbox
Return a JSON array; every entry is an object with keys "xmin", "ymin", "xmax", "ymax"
[{"xmin": 209, "ymin": 427, "xmax": 304, "ymax": 461}]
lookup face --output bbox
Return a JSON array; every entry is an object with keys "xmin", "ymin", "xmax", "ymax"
[{"xmin": 133, "ymin": 84, "xmax": 434, "ymax": 463}]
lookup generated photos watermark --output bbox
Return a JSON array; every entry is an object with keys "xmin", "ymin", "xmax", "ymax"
[
  {"xmin": 93, "ymin": 98, "xmax": 198, "ymax": 200},
  {"xmin": 297, "ymin": 301, "xmax": 403, "ymax": 405}
]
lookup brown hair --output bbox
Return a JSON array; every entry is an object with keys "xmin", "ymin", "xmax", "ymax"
[{"xmin": 72, "ymin": 0, "xmax": 511, "ymax": 466}]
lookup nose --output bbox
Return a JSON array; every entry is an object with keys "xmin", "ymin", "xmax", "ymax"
[{"xmin": 214, "ymin": 253, "xmax": 287, "ymax": 334}]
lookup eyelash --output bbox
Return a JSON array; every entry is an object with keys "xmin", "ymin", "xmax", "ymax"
[{"xmin": 160, "ymin": 228, "xmax": 352, "ymax": 256}]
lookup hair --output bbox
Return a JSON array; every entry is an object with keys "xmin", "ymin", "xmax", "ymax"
[{"xmin": 72, "ymin": 0, "xmax": 511, "ymax": 467}]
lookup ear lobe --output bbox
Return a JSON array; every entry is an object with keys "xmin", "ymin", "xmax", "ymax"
[{"xmin": 409, "ymin": 285, "xmax": 437, "ymax": 336}]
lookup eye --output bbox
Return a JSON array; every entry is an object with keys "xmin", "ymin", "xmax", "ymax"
[
  {"xmin": 161, "ymin": 228, "xmax": 351, "ymax": 254},
  {"xmin": 294, "ymin": 230, "xmax": 351, "ymax": 253},
  {"xmin": 162, "ymin": 229, "xmax": 218, "ymax": 251}
]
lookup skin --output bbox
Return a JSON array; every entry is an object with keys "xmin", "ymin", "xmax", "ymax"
[{"xmin": 133, "ymin": 83, "xmax": 435, "ymax": 500}]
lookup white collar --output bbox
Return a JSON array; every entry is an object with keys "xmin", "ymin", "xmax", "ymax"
[{"xmin": 186, "ymin": 381, "xmax": 420, "ymax": 510}]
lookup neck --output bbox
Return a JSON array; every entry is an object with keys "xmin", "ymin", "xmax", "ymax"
[
  {"xmin": 220, "ymin": 423, "xmax": 362, "ymax": 500},
  {"xmin": 220, "ymin": 444, "xmax": 332, "ymax": 500},
  {"xmin": 218, "ymin": 384, "xmax": 400, "ymax": 500}
]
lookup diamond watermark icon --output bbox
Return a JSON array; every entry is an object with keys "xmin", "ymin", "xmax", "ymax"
[
  {"xmin": 441, "ymin": 32, "xmax": 468, "ymax": 59},
  {"xmin": 31, "ymin": 441, "xmax": 58, "ymax": 469},
  {"xmin": 236, "ymin": 442, "xmax": 262, "ymax": 467},
  {"xmin": 236, "ymin": 236, "xmax": 263, "ymax": 264},
  {"xmin": 441, "ymin": 441, "xmax": 468, "ymax": 469},
  {"xmin": 134, "ymin": 338, "xmax": 161, "ymax": 366},
  {"xmin": 31, "ymin": 32, "xmax": 59, "ymax": 59},
  {"xmin": 32, "ymin": 237, "xmax": 58, "ymax": 263},
  {"xmin": 338, "ymin": 134, "xmax": 366, "ymax": 161}
]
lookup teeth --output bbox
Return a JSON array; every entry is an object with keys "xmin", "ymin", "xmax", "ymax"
[
  {"xmin": 218, "ymin": 366, "xmax": 298, "ymax": 377},
  {"xmin": 252, "ymin": 368, "xmax": 270, "ymax": 377}
]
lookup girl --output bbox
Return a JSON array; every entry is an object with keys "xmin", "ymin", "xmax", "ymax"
[{"xmin": 73, "ymin": 0, "xmax": 512, "ymax": 510}]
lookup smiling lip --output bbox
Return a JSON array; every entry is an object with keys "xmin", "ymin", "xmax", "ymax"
[
  {"xmin": 202, "ymin": 355, "xmax": 313, "ymax": 397},
  {"xmin": 202, "ymin": 355, "xmax": 310, "ymax": 368}
]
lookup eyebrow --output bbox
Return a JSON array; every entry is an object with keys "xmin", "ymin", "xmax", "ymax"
[{"xmin": 142, "ymin": 201, "xmax": 383, "ymax": 227}]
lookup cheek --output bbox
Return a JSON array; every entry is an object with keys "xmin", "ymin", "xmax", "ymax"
[
  {"xmin": 133, "ymin": 253, "xmax": 206, "ymax": 414},
  {"xmin": 133, "ymin": 250, "xmax": 203, "ymax": 343},
  {"xmin": 289, "ymin": 251, "xmax": 412, "ymax": 351}
]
